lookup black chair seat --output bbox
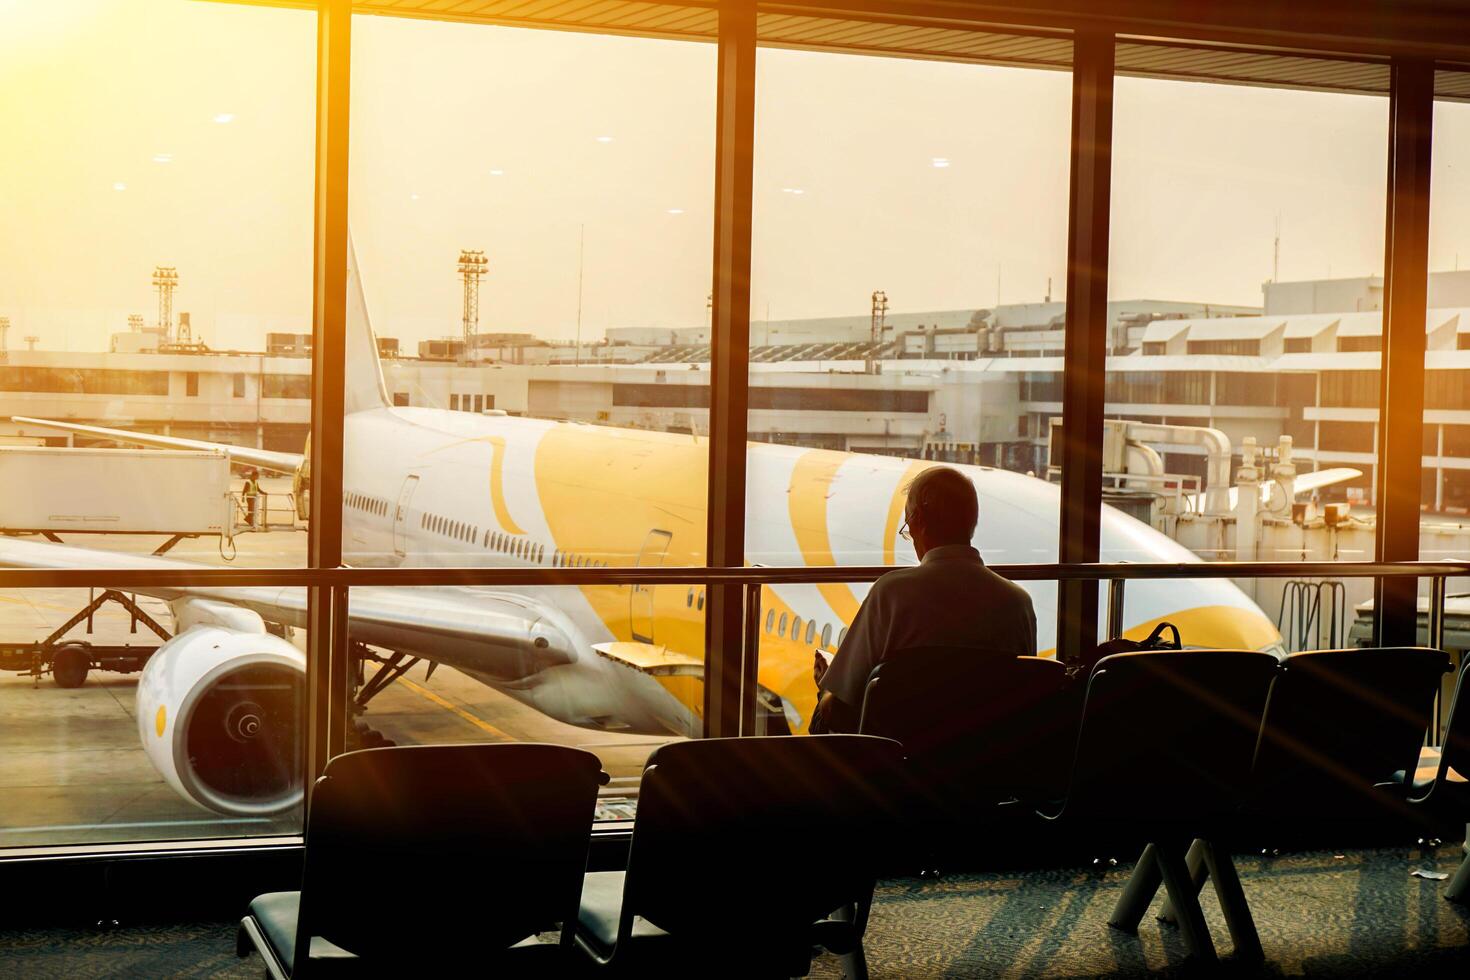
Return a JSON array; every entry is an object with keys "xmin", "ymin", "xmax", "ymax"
[
  {"xmin": 576, "ymin": 871, "xmax": 671, "ymax": 957},
  {"xmin": 1411, "ymin": 746, "xmax": 1469, "ymax": 797},
  {"xmin": 243, "ymin": 892, "xmax": 356, "ymax": 978}
]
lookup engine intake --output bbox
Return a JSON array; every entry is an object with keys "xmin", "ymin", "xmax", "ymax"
[{"xmin": 137, "ymin": 625, "xmax": 305, "ymax": 816}]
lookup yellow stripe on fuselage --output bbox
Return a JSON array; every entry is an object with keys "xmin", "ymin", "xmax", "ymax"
[
  {"xmin": 788, "ymin": 450, "xmax": 864, "ymax": 625},
  {"xmin": 883, "ymin": 460, "xmax": 932, "ymax": 565},
  {"xmin": 485, "ymin": 436, "xmax": 527, "ymax": 535}
]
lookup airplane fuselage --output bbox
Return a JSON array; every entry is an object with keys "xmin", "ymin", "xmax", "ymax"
[{"xmin": 340, "ymin": 406, "xmax": 1282, "ymax": 736}]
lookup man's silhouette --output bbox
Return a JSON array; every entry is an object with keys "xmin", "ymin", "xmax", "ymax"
[{"xmin": 810, "ymin": 466, "xmax": 1037, "ymax": 733}]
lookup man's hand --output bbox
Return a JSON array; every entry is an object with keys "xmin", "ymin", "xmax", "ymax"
[{"xmin": 812, "ymin": 649, "xmax": 832, "ymax": 688}]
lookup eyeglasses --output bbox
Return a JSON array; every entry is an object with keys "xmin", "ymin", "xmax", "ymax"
[{"xmin": 898, "ymin": 516, "xmax": 912, "ymax": 541}]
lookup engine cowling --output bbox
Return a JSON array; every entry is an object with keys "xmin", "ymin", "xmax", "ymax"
[{"xmin": 136, "ymin": 625, "xmax": 306, "ymax": 816}]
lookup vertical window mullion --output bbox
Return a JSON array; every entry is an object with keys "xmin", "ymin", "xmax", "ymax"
[{"xmin": 1056, "ymin": 32, "xmax": 1115, "ymax": 665}]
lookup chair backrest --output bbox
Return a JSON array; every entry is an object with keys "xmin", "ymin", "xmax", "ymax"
[
  {"xmin": 298, "ymin": 743, "xmax": 603, "ymax": 962},
  {"xmin": 859, "ymin": 649, "xmax": 1071, "ymax": 804},
  {"xmin": 1435, "ymin": 660, "xmax": 1470, "ymax": 793},
  {"xmin": 624, "ymin": 735, "xmax": 904, "ymax": 956},
  {"xmin": 1061, "ymin": 649, "xmax": 1279, "ymax": 827},
  {"xmin": 1251, "ymin": 647, "xmax": 1450, "ymax": 811}
]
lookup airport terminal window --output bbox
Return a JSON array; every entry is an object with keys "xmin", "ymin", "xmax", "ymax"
[
  {"xmin": 0, "ymin": 0, "xmax": 317, "ymax": 850},
  {"xmin": 343, "ymin": 15, "xmax": 715, "ymax": 800},
  {"xmin": 0, "ymin": 366, "xmax": 170, "ymax": 396},
  {"xmin": 261, "ymin": 374, "xmax": 310, "ymax": 400},
  {"xmin": 1321, "ymin": 371, "xmax": 1381, "ymax": 408},
  {"xmin": 1102, "ymin": 42, "xmax": 1388, "ymax": 648},
  {"xmin": 1425, "ymin": 75, "xmax": 1470, "ymax": 537},
  {"xmin": 745, "ymin": 31, "xmax": 1073, "ymax": 686}
]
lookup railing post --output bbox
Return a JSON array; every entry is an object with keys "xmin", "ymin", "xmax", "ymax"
[
  {"xmin": 1428, "ymin": 574, "xmax": 1447, "ymax": 652},
  {"xmin": 702, "ymin": 0, "xmax": 757, "ymax": 739},
  {"xmin": 1056, "ymin": 32, "xmax": 1114, "ymax": 666},
  {"xmin": 1429, "ymin": 573, "xmax": 1448, "ymax": 737},
  {"xmin": 740, "ymin": 583, "xmax": 762, "ymax": 735},
  {"xmin": 1106, "ymin": 578, "xmax": 1126, "ymax": 641}
]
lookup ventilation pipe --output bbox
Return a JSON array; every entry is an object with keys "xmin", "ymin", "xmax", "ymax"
[{"xmin": 1119, "ymin": 421, "xmax": 1234, "ymax": 516}]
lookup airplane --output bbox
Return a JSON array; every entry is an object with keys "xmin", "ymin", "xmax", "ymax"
[{"xmin": 1, "ymin": 247, "xmax": 1284, "ymax": 818}]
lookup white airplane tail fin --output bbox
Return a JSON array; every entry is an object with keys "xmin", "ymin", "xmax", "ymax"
[{"xmin": 345, "ymin": 238, "xmax": 392, "ymax": 414}]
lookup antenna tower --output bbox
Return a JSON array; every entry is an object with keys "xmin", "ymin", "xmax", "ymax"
[{"xmin": 457, "ymin": 250, "xmax": 488, "ymax": 361}]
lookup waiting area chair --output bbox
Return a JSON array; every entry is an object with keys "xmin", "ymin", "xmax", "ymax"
[
  {"xmin": 858, "ymin": 649, "xmax": 1071, "ymax": 862},
  {"xmin": 575, "ymin": 735, "xmax": 905, "ymax": 978},
  {"xmin": 238, "ymin": 743, "xmax": 606, "ymax": 978},
  {"xmin": 1249, "ymin": 647, "xmax": 1450, "ymax": 828},
  {"xmin": 1046, "ymin": 648, "xmax": 1280, "ymax": 963},
  {"xmin": 1117, "ymin": 646, "xmax": 1450, "ymax": 954},
  {"xmin": 1409, "ymin": 659, "xmax": 1470, "ymax": 902}
]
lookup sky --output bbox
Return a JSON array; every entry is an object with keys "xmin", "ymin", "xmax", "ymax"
[{"xmin": 4, "ymin": 0, "xmax": 1470, "ymax": 352}]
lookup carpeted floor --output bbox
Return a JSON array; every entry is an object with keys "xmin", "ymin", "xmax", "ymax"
[{"xmin": 2, "ymin": 845, "xmax": 1468, "ymax": 977}]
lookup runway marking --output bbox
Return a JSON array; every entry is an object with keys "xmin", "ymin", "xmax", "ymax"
[{"xmin": 388, "ymin": 671, "xmax": 513, "ymax": 741}]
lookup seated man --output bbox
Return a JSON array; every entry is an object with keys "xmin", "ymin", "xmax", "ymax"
[{"xmin": 811, "ymin": 466, "xmax": 1037, "ymax": 734}]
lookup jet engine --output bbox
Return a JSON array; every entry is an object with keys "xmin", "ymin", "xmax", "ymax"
[{"xmin": 136, "ymin": 624, "xmax": 305, "ymax": 816}]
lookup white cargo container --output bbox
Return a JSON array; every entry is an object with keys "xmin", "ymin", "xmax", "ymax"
[{"xmin": 0, "ymin": 446, "xmax": 232, "ymax": 535}]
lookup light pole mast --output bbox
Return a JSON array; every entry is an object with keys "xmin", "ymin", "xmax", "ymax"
[
  {"xmin": 868, "ymin": 290, "xmax": 889, "ymax": 374},
  {"xmin": 457, "ymin": 249, "xmax": 488, "ymax": 362},
  {"xmin": 152, "ymin": 266, "xmax": 178, "ymax": 342}
]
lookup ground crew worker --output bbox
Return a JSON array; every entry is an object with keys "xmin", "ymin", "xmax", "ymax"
[{"xmin": 243, "ymin": 469, "xmax": 262, "ymax": 529}]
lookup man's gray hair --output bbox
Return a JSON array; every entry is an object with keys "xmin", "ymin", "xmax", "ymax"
[{"xmin": 905, "ymin": 466, "xmax": 979, "ymax": 544}]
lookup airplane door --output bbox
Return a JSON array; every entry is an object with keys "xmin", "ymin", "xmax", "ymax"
[
  {"xmin": 392, "ymin": 475, "xmax": 420, "ymax": 558},
  {"xmin": 630, "ymin": 529, "xmax": 673, "ymax": 643}
]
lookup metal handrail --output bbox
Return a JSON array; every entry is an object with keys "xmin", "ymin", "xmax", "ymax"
[{"xmin": 0, "ymin": 559, "xmax": 1465, "ymax": 589}]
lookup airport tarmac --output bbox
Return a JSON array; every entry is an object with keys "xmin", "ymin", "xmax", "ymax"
[{"xmin": 0, "ymin": 509, "xmax": 673, "ymax": 850}]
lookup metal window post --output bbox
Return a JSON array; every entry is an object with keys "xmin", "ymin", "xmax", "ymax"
[
  {"xmin": 307, "ymin": 0, "xmax": 352, "ymax": 788},
  {"xmin": 703, "ymin": 0, "xmax": 757, "ymax": 738},
  {"xmin": 1056, "ymin": 32, "xmax": 1115, "ymax": 665},
  {"xmin": 1374, "ymin": 58, "xmax": 1433, "ymax": 648}
]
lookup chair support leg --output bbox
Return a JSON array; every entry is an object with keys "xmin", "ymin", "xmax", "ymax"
[
  {"xmin": 837, "ymin": 943, "xmax": 869, "ymax": 980},
  {"xmin": 1110, "ymin": 843, "xmax": 1163, "ymax": 933},
  {"xmin": 1155, "ymin": 841, "xmax": 1219, "ymax": 963},
  {"xmin": 1158, "ymin": 837, "xmax": 1209, "ymax": 925},
  {"xmin": 1201, "ymin": 840, "xmax": 1263, "ymax": 961},
  {"xmin": 1446, "ymin": 829, "xmax": 1470, "ymax": 904}
]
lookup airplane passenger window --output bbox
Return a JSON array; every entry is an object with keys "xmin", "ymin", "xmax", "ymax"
[
  {"xmin": 779, "ymin": 613, "xmax": 789, "ymax": 637},
  {"xmin": 696, "ymin": 591, "xmax": 704, "ymax": 611},
  {"xmin": 838, "ymin": 626, "xmax": 848, "ymax": 646},
  {"xmin": 765, "ymin": 609, "xmax": 775, "ymax": 633},
  {"xmin": 821, "ymin": 623, "xmax": 831, "ymax": 648},
  {"xmin": 804, "ymin": 620, "xmax": 816, "ymax": 645}
]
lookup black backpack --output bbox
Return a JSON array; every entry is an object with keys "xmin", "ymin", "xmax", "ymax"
[{"xmin": 1068, "ymin": 622, "xmax": 1182, "ymax": 681}]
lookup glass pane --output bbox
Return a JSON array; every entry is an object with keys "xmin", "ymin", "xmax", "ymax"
[
  {"xmin": 1422, "ymin": 73, "xmax": 1470, "ymax": 690},
  {"xmin": 345, "ymin": 17, "xmax": 714, "ymax": 807},
  {"xmin": 346, "ymin": 585, "xmax": 697, "ymax": 819},
  {"xmin": 0, "ymin": 586, "xmax": 306, "ymax": 847},
  {"xmin": 0, "ymin": 0, "xmax": 315, "ymax": 569},
  {"xmin": 740, "ymin": 42, "xmax": 1071, "ymax": 725},
  {"xmin": 1106, "ymin": 51, "xmax": 1389, "ymax": 652},
  {"xmin": 0, "ymin": 0, "xmax": 315, "ymax": 848}
]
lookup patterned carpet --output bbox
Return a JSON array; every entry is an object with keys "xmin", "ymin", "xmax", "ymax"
[{"xmin": 2, "ymin": 844, "xmax": 1468, "ymax": 978}]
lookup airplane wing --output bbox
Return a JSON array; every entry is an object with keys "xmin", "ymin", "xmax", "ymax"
[
  {"xmin": 1184, "ymin": 466, "xmax": 1364, "ymax": 512},
  {"xmin": 0, "ymin": 537, "xmax": 575, "ymax": 681},
  {"xmin": 10, "ymin": 416, "xmax": 302, "ymax": 475}
]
